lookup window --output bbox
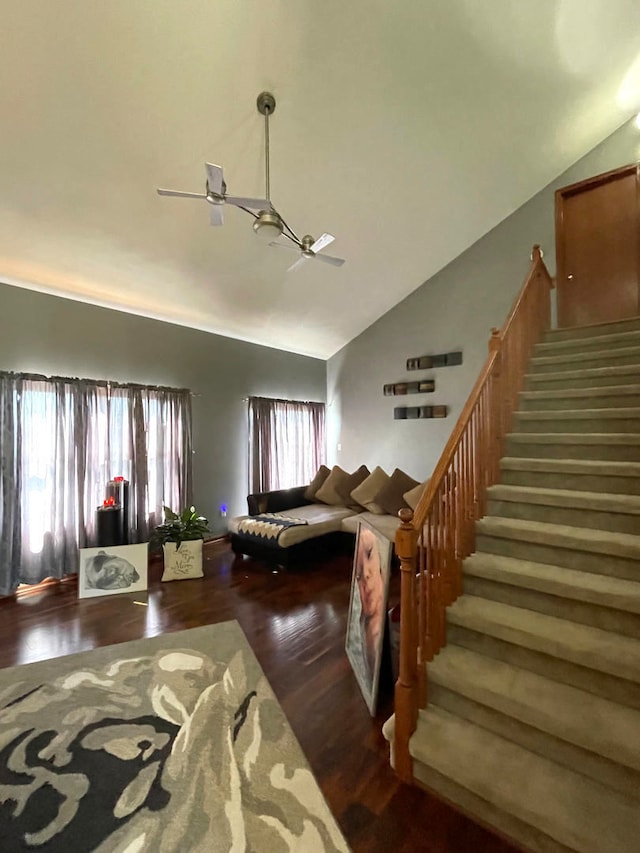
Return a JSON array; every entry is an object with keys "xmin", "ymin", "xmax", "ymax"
[
  {"xmin": 0, "ymin": 373, "xmax": 193, "ymax": 595},
  {"xmin": 248, "ymin": 396, "xmax": 325, "ymax": 492}
]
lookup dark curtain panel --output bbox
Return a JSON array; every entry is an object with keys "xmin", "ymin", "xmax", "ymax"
[
  {"xmin": 0, "ymin": 374, "xmax": 22, "ymax": 592},
  {"xmin": 0, "ymin": 372, "xmax": 193, "ymax": 596},
  {"xmin": 248, "ymin": 396, "xmax": 326, "ymax": 493}
]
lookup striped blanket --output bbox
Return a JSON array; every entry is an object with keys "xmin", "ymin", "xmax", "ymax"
[{"xmin": 236, "ymin": 513, "xmax": 309, "ymax": 546}]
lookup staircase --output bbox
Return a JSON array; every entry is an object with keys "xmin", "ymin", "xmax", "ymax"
[{"xmin": 400, "ymin": 316, "xmax": 640, "ymax": 853}]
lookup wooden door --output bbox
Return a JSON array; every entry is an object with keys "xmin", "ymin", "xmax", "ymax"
[{"xmin": 555, "ymin": 163, "xmax": 640, "ymax": 327}]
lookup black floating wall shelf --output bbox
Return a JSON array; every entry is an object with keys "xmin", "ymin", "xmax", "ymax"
[
  {"xmin": 394, "ymin": 405, "xmax": 447, "ymax": 420},
  {"xmin": 384, "ymin": 379, "xmax": 435, "ymax": 396},
  {"xmin": 406, "ymin": 351, "xmax": 462, "ymax": 371}
]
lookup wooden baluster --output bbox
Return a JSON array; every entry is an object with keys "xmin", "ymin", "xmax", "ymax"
[
  {"xmin": 436, "ymin": 487, "xmax": 447, "ymax": 650},
  {"xmin": 454, "ymin": 452, "xmax": 464, "ymax": 597},
  {"xmin": 417, "ymin": 526, "xmax": 428, "ymax": 707},
  {"xmin": 488, "ymin": 329, "xmax": 503, "ymax": 475},
  {"xmin": 394, "ymin": 508, "xmax": 419, "ymax": 783},
  {"xmin": 443, "ymin": 473, "xmax": 452, "ymax": 607}
]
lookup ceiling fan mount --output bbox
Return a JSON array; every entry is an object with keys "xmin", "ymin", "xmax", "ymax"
[
  {"xmin": 256, "ymin": 91, "xmax": 276, "ymax": 116},
  {"xmin": 156, "ymin": 90, "xmax": 344, "ymax": 269},
  {"xmin": 300, "ymin": 235, "xmax": 317, "ymax": 258},
  {"xmin": 206, "ymin": 184, "xmax": 226, "ymax": 205}
]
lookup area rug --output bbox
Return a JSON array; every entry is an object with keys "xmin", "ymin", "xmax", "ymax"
[{"xmin": 0, "ymin": 621, "xmax": 350, "ymax": 852}]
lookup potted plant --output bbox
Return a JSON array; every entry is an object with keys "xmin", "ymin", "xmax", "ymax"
[{"xmin": 154, "ymin": 505, "xmax": 210, "ymax": 582}]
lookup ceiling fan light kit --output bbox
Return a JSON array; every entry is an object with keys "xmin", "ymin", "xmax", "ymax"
[
  {"xmin": 252, "ymin": 210, "xmax": 284, "ymax": 240},
  {"xmin": 157, "ymin": 91, "xmax": 345, "ymax": 270}
]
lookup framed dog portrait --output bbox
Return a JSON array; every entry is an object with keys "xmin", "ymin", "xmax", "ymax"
[
  {"xmin": 345, "ymin": 520, "xmax": 393, "ymax": 716},
  {"xmin": 78, "ymin": 543, "xmax": 148, "ymax": 599}
]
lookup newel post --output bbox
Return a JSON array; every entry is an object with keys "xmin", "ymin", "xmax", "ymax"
[{"xmin": 393, "ymin": 507, "xmax": 419, "ymax": 783}]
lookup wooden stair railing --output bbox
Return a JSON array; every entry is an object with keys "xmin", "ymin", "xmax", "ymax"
[{"xmin": 393, "ymin": 245, "xmax": 554, "ymax": 782}]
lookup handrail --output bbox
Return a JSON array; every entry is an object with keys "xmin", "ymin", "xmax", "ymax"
[{"xmin": 393, "ymin": 245, "xmax": 554, "ymax": 782}]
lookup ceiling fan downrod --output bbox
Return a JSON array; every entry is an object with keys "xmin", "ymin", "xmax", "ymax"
[
  {"xmin": 254, "ymin": 92, "xmax": 284, "ymax": 240},
  {"xmin": 257, "ymin": 91, "xmax": 276, "ymax": 204}
]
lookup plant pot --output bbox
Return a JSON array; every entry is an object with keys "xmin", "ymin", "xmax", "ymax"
[{"xmin": 161, "ymin": 539, "xmax": 204, "ymax": 582}]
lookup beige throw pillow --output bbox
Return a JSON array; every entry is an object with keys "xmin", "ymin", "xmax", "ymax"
[
  {"xmin": 376, "ymin": 468, "xmax": 420, "ymax": 516},
  {"xmin": 304, "ymin": 465, "xmax": 330, "ymax": 501},
  {"xmin": 350, "ymin": 466, "xmax": 389, "ymax": 514},
  {"xmin": 315, "ymin": 464, "xmax": 370, "ymax": 507},
  {"xmin": 314, "ymin": 465, "xmax": 352, "ymax": 506},
  {"xmin": 346, "ymin": 465, "xmax": 371, "ymax": 510},
  {"xmin": 403, "ymin": 479, "xmax": 429, "ymax": 510}
]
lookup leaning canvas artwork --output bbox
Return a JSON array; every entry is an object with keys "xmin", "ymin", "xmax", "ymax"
[
  {"xmin": 345, "ymin": 520, "xmax": 393, "ymax": 715},
  {"xmin": 78, "ymin": 543, "xmax": 148, "ymax": 599}
]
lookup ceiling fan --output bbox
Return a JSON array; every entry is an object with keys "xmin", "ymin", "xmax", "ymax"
[
  {"xmin": 269, "ymin": 233, "xmax": 345, "ymax": 271},
  {"xmin": 156, "ymin": 161, "xmax": 271, "ymax": 227},
  {"xmin": 157, "ymin": 92, "xmax": 345, "ymax": 269}
]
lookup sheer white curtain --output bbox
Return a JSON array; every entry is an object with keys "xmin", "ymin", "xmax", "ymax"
[
  {"xmin": 0, "ymin": 373, "xmax": 193, "ymax": 595},
  {"xmin": 248, "ymin": 396, "xmax": 325, "ymax": 492}
]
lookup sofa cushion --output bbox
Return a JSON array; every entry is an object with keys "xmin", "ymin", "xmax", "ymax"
[
  {"xmin": 315, "ymin": 464, "xmax": 370, "ymax": 508},
  {"xmin": 376, "ymin": 468, "xmax": 420, "ymax": 516},
  {"xmin": 341, "ymin": 511, "xmax": 399, "ymax": 543},
  {"xmin": 304, "ymin": 464, "xmax": 331, "ymax": 501},
  {"xmin": 350, "ymin": 466, "xmax": 389, "ymax": 514},
  {"xmin": 403, "ymin": 479, "xmax": 429, "ymax": 510}
]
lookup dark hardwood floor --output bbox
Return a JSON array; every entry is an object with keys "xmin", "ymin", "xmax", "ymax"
[{"xmin": 0, "ymin": 540, "xmax": 517, "ymax": 853}]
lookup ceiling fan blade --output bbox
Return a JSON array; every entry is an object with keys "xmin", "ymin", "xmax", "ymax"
[
  {"xmin": 313, "ymin": 252, "xmax": 345, "ymax": 267},
  {"xmin": 225, "ymin": 195, "xmax": 272, "ymax": 210},
  {"xmin": 157, "ymin": 188, "xmax": 207, "ymax": 199},
  {"xmin": 310, "ymin": 233, "xmax": 335, "ymax": 253},
  {"xmin": 209, "ymin": 204, "xmax": 224, "ymax": 226},
  {"xmin": 205, "ymin": 163, "xmax": 224, "ymax": 196},
  {"xmin": 288, "ymin": 256, "xmax": 308, "ymax": 273},
  {"xmin": 269, "ymin": 241, "xmax": 299, "ymax": 254}
]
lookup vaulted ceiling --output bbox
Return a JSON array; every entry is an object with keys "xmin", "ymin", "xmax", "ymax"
[{"xmin": 2, "ymin": 1, "xmax": 640, "ymax": 358}]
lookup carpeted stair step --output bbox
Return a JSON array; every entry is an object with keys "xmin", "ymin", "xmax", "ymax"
[
  {"xmin": 525, "ymin": 364, "xmax": 640, "ymax": 391},
  {"xmin": 542, "ymin": 315, "xmax": 640, "ymax": 342},
  {"xmin": 383, "ymin": 713, "xmax": 575, "ymax": 853},
  {"xmin": 513, "ymin": 408, "xmax": 640, "ymax": 434},
  {"xmin": 464, "ymin": 552, "xmax": 640, "ymax": 614},
  {"xmin": 499, "ymin": 457, "xmax": 640, "ymax": 495},
  {"xmin": 535, "ymin": 328, "xmax": 640, "ymax": 357},
  {"xmin": 446, "ymin": 596, "xmax": 640, "ymax": 684},
  {"xmin": 463, "ymin": 552, "xmax": 640, "ymax": 637},
  {"xmin": 505, "ymin": 432, "xmax": 640, "ymax": 462},
  {"xmin": 410, "ymin": 705, "xmax": 640, "ymax": 853},
  {"xmin": 428, "ymin": 645, "xmax": 640, "ymax": 776},
  {"xmin": 528, "ymin": 344, "xmax": 640, "ymax": 375},
  {"xmin": 486, "ymin": 484, "xmax": 640, "ymax": 535},
  {"xmin": 426, "ymin": 682, "xmax": 640, "ymax": 816},
  {"xmin": 475, "ymin": 516, "xmax": 640, "ymax": 579},
  {"xmin": 447, "ymin": 625, "xmax": 640, "ymax": 711},
  {"xmin": 519, "ymin": 385, "xmax": 640, "ymax": 412}
]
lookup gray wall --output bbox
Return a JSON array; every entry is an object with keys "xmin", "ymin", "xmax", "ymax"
[
  {"xmin": 0, "ymin": 284, "xmax": 326, "ymax": 535},
  {"xmin": 327, "ymin": 116, "xmax": 640, "ymax": 481}
]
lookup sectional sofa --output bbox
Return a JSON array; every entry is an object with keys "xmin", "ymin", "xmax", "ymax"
[{"xmin": 228, "ymin": 464, "xmax": 427, "ymax": 567}]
